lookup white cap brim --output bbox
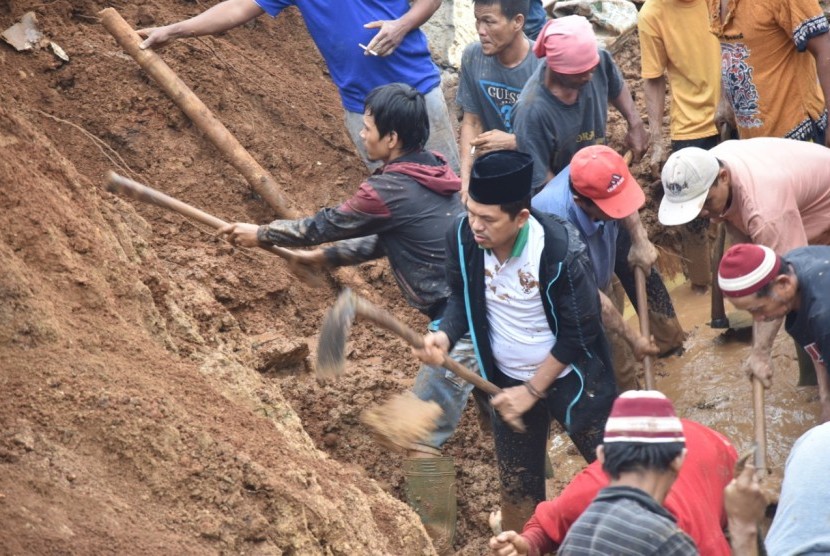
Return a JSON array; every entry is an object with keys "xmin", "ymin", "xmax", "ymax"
[{"xmin": 658, "ymin": 188, "xmax": 709, "ymax": 226}]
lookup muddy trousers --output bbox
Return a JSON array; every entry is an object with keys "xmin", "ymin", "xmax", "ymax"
[
  {"xmin": 615, "ymin": 227, "xmax": 686, "ymax": 355},
  {"xmin": 604, "ymin": 279, "xmax": 639, "ymax": 392},
  {"xmin": 489, "ymin": 372, "xmax": 607, "ymax": 532}
]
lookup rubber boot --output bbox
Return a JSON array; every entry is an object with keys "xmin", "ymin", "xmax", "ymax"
[{"xmin": 403, "ymin": 456, "xmax": 457, "ymax": 554}]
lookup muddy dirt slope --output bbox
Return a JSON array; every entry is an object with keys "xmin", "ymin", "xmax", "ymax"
[{"xmin": 0, "ymin": 0, "xmax": 444, "ymax": 553}]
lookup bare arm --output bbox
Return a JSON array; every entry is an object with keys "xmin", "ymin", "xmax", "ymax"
[
  {"xmin": 460, "ymin": 111, "xmax": 485, "ymax": 198},
  {"xmin": 599, "ymin": 290, "xmax": 658, "ymax": 361},
  {"xmin": 364, "ymin": 0, "xmax": 442, "ymax": 57},
  {"xmin": 643, "ymin": 75, "xmax": 667, "ymax": 177},
  {"xmin": 724, "ymin": 462, "xmax": 766, "ymax": 556},
  {"xmin": 745, "ymin": 319, "xmax": 784, "ymax": 387},
  {"xmin": 806, "ymin": 32, "xmax": 830, "ymax": 147},
  {"xmin": 610, "ymin": 82, "xmax": 648, "ymax": 161},
  {"xmin": 138, "ymin": 0, "xmax": 264, "ymax": 49}
]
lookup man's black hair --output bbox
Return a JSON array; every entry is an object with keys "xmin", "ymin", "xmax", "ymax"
[
  {"xmin": 601, "ymin": 441, "xmax": 685, "ymax": 480},
  {"xmin": 501, "ymin": 193, "xmax": 532, "ymax": 220},
  {"xmin": 755, "ymin": 262, "xmax": 793, "ymax": 298},
  {"xmin": 364, "ymin": 83, "xmax": 429, "ymax": 153},
  {"xmin": 473, "ymin": 0, "xmax": 529, "ymax": 20}
]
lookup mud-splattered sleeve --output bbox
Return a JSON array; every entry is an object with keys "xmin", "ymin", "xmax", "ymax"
[
  {"xmin": 437, "ymin": 217, "xmax": 470, "ymax": 347},
  {"xmin": 256, "ymin": 181, "xmax": 393, "ymax": 247}
]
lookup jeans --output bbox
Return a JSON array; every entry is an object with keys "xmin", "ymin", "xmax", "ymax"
[
  {"xmin": 411, "ymin": 334, "xmax": 476, "ymax": 450},
  {"xmin": 344, "ymin": 86, "xmax": 460, "ymax": 174}
]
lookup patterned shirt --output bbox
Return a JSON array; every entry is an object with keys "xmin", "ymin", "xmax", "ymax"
[
  {"xmin": 559, "ymin": 486, "xmax": 699, "ymax": 556},
  {"xmin": 707, "ymin": 0, "xmax": 829, "ymax": 140}
]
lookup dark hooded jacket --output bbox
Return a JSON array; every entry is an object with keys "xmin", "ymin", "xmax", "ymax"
[{"xmin": 258, "ymin": 150, "xmax": 462, "ymax": 318}]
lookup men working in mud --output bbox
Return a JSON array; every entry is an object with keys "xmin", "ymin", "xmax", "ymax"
[
  {"xmin": 137, "ymin": 0, "xmax": 460, "ymax": 173},
  {"xmin": 414, "ymin": 150, "xmax": 617, "ymax": 532},
  {"xmin": 511, "ymin": 15, "xmax": 647, "ymax": 193},
  {"xmin": 218, "ymin": 83, "xmax": 465, "ymax": 551},
  {"xmin": 457, "ymin": 0, "xmax": 542, "ymax": 197},
  {"xmin": 659, "ymin": 139, "xmax": 830, "ymax": 393},
  {"xmin": 638, "ymin": 0, "xmax": 722, "ymax": 292},
  {"xmin": 718, "ymin": 244, "xmax": 830, "ymax": 423},
  {"xmin": 490, "ymin": 390, "xmax": 765, "ymax": 556},
  {"xmin": 512, "ymin": 15, "xmax": 686, "ymax": 357},
  {"xmin": 489, "ymin": 415, "xmax": 739, "ymax": 555},
  {"xmin": 532, "ymin": 145, "xmax": 659, "ymax": 391},
  {"xmin": 708, "ymin": 0, "xmax": 830, "ymax": 146}
]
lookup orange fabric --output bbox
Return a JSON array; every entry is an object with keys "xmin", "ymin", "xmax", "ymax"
[
  {"xmin": 638, "ymin": 0, "xmax": 721, "ymax": 140},
  {"xmin": 707, "ymin": 0, "xmax": 828, "ymax": 139}
]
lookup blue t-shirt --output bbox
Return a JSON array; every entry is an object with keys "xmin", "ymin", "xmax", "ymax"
[
  {"xmin": 531, "ymin": 166, "xmax": 618, "ymax": 289},
  {"xmin": 255, "ymin": 0, "xmax": 441, "ymax": 113},
  {"xmin": 524, "ymin": 0, "xmax": 547, "ymax": 41}
]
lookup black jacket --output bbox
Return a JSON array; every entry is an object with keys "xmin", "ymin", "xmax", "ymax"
[
  {"xmin": 258, "ymin": 151, "xmax": 461, "ymax": 318},
  {"xmin": 439, "ymin": 209, "xmax": 616, "ymax": 431}
]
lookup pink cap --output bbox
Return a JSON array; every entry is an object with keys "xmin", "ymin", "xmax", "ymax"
[{"xmin": 533, "ymin": 15, "xmax": 600, "ymax": 75}]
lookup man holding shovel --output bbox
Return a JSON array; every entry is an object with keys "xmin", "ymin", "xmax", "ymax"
[
  {"xmin": 415, "ymin": 149, "xmax": 617, "ymax": 532},
  {"xmin": 219, "ymin": 83, "xmax": 466, "ymax": 551},
  {"xmin": 532, "ymin": 145, "xmax": 659, "ymax": 391},
  {"xmin": 659, "ymin": 139, "xmax": 830, "ymax": 390},
  {"xmin": 718, "ymin": 244, "xmax": 830, "ymax": 423},
  {"xmin": 137, "ymin": 0, "xmax": 460, "ymax": 173}
]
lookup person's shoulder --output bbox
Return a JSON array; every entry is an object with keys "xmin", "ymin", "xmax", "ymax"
[{"xmin": 461, "ymin": 41, "xmax": 484, "ymax": 60}]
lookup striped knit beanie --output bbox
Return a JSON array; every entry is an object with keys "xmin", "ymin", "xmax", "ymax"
[
  {"xmin": 604, "ymin": 391, "xmax": 685, "ymax": 444},
  {"xmin": 718, "ymin": 244, "xmax": 782, "ymax": 298}
]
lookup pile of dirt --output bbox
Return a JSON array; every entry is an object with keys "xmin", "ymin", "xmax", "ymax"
[{"xmin": 1, "ymin": 1, "xmax": 686, "ymax": 554}]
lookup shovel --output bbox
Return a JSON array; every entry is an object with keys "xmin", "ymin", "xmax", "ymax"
[
  {"xmin": 316, "ymin": 289, "xmax": 525, "ymax": 434},
  {"xmin": 634, "ymin": 267, "xmax": 656, "ymax": 390},
  {"xmin": 105, "ymin": 172, "xmax": 322, "ymax": 287}
]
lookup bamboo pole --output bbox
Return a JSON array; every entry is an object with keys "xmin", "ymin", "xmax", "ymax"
[{"xmin": 99, "ymin": 8, "xmax": 296, "ymax": 218}]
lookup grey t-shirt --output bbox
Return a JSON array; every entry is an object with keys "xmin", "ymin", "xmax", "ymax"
[
  {"xmin": 456, "ymin": 40, "xmax": 542, "ymax": 133},
  {"xmin": 513, "ymin": 49, "xmax": 624, "ymax": 191}
]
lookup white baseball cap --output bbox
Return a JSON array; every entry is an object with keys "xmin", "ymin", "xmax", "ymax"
[{"xmin": 658, "ymin": 147, "xmax": 720, "ymax": 226}]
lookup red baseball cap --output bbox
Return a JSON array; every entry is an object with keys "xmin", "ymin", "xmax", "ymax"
[{"xmin": 570, "ymin": 145, "xmax": 644, "ymax": 219}]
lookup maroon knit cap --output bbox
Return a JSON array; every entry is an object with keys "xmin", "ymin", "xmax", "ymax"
[
  {"xmin": 604, "ymin": 391, "xmax": 685, "ymax": 444},
  {"xmin": 718, "ymin": 244, "xmax": 782, "ymax": 298}
]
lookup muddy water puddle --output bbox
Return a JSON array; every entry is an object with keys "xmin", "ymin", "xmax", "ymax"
[{"xmin": 548, "ymin": 280, "xmax": 821, "ymax": 493}]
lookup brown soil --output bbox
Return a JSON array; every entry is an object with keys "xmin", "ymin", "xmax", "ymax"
[{"xmin": 1, "ymin": 2, "xmax": 801, "ymax": 555}]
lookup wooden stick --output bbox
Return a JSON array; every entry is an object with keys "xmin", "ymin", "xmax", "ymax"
[
  {"xmin": 106, "ymin": 171, "xmax": 298, "ymax": 262},
  {"xmin": 752, "ymin": 377, "xmax": 768, "ymax": 473},
  {"xmin": 710, "ymin": 222, "xmax": 729, "ymax": 328},
  {"xmin": 98, "ymin": 8, "xmax": 296, "ymax": 218},
  {"xmin": 634, "ymin": 267, "xmax": 655, "ymax": 390}
]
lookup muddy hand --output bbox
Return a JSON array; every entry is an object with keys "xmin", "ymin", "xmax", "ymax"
[
  {"xmin": 628, "ymin": 239, "xmax": 658, "ymax": 274},
  {"xmin": 633, "ymin": 334, "xmax": 659, "ymax": 361},
  {"xmin": 412, "ymin": 331, "xmax": 449, "ymax": 366},
  {"xmin": 744, "ymin": 351, "xmax": 773, "ymax": 388},
  {"xmin": 489, "ymin": 530, "xmax": 530, "ymax": 556},
  {"xmin": 625, "ymin": 122, "xmax": 649, "ymax": 162},
  {"xmin": 217, "ymin": 222, "xmax": 260, "ymax": 248},
  {"xmin": 724, "ymin": 459, "xmax": 766, "ymax": 525},
  {"xmin": 491, "ymin": 386, "xmax": 536, "ymax": 427},
  {"xmin": 363, "ymin": 18, "xmax": 407, "ymax": 56},
  {"xmin": 287, "ymin": 248, "xmax": 328, "ymax": 285}
]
